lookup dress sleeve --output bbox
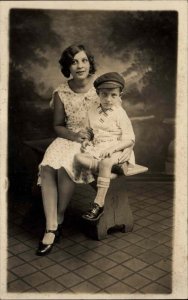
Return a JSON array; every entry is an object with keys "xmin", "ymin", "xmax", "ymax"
[
  {"xmin": 117, "ymin": 108, "xmax": 135, "ymax": 143},
  {"xmin": 49, "ymin": 85, "xmax": 65, "ymax": 109}
]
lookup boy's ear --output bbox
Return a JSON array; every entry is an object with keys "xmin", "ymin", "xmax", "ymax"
[{"xmin": 119, "ymin": 87, "xmax": 123, "ymax": 96}]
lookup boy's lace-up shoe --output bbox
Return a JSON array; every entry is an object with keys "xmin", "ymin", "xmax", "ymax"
[{"xmin": 82, "ymin": 203, "xmax": 104, "ymax": 221}]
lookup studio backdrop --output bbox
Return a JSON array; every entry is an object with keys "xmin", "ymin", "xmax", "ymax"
[{"xmin": 8, "ymin": 9, "xmax": 177, "ymax": 198}]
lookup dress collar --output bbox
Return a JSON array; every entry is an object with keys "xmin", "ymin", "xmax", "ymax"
[{"xmin": 64, "ymin": 80, "xmax": 96, "ymax": 95}]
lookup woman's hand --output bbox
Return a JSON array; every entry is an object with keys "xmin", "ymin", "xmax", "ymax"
[
  {"xmin": 75, "ymin": 129, "xmax": 89, "ymax": 143},
  {"xmin": 75, "ymin": 127, "xmax": 94, "ymax": 143},
  {"xmin": 118, "ymin": 146, "xmax": 133, "ymax": 164}
]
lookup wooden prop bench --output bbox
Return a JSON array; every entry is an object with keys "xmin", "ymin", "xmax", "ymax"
[{"xmin": 24, "ymin": 139, "xmax": 148, "ymax": 240}]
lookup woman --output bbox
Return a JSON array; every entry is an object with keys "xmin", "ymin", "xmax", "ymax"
[{"xmin": 36, "ymin": 44, "xmax": 132, "ymax": 256}]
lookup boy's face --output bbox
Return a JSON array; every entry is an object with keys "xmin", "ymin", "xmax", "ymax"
[{"xmin": 97, "ymin": 87, "xmax": 121, "ymax": 110}]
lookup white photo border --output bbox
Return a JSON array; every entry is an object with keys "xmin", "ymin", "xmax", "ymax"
[{"xmin": 0, "ymin": 1, "xmax": 187, "ymax": 299}]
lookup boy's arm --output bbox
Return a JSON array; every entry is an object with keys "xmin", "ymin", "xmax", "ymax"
[
  {"xmin": 109, "ymin": 107, "xmax": 135, "ymax": 154},
  {"xmin": 118, "ymin": 107, "xmax": 135, "ymax": 145},
  {"xmin": 114, "ymin": 108, "xmax": 135, "ymax": 161}
]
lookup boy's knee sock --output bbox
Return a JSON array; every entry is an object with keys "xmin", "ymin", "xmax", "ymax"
[{"xmin": 94, "ymin": 176, "xmax": 110, "ymax": 207}]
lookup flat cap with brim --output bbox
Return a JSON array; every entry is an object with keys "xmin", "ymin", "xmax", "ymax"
[{"xmin": 94, "ymin": 72, "xmax": 125, "ymax": 90}]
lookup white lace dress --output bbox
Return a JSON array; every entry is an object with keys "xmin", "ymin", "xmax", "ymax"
[{"xmin": 38, "ymin": 81, "xmax": 99, "ymax": 184}]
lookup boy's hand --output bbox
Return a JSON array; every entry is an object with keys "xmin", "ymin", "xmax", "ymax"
[
  {"xmin": 99, "ymin": 147, "xmax": 116, "ymax": 159},
  {"xmin": 81, "ymin": 140, "xmax": 91, "ymax": 152},
  {"xmin": 118, "ymin": 147, "xmax": 133, "ymax": 163}
]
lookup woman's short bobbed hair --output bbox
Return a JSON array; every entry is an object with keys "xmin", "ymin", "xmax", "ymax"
[{"xmin": 59, "ymin": 44, "xmax": 96, "ymax": 78}]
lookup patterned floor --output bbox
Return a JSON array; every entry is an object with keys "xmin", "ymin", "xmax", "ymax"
[{"xmin": 7, "ymin": 180, "xmax": 173, "ymax": 295}]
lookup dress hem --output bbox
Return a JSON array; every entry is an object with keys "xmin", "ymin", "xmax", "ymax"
[{"xmin": 37, "ymin": 164, "xmax": 95, "ymax": 186}]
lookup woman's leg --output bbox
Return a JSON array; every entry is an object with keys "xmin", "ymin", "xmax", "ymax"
[
  {"xmin": 40, "ymin": 166, "xmax": 58, "ymax": 244},
  {"xmin": 57, "ymin": 167, "xmax": 76, "ymax": 225}
]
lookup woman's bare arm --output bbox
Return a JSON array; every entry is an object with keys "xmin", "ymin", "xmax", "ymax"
[
  {"xmin": 53, "ymin": 92, "xmax": 78, "ymax": 141},
  {"xmin": 53, "ymin": 92, "xmax": 90, "ymax": 142}
]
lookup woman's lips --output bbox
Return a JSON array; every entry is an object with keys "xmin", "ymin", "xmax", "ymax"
[{"xmin": 76, "ymin": 71, "xmax": 85, "ymax": 75}]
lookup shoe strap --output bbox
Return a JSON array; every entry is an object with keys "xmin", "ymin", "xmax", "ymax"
[{"xmin": 45, "ymin": 229, "xmax": 57, "ymax": 234}]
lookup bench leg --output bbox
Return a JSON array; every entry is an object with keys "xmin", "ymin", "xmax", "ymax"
[{"xmin": 84, "ymin": 176, "xmax": 134, "ymax": 240}]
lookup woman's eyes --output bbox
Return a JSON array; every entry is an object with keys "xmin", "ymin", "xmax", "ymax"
[{"xmin": 72, "ymin": 58, "xmax": 88, "ymax": 65}]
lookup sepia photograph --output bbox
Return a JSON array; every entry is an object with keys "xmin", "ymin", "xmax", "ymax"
[{"xmin": 0, "ymin": 1, "xmax": 187, "ymax": 299}]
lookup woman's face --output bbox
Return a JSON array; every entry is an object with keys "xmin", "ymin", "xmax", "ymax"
[{"xmin": 69, "ymin": 51, "xmax": 90, "ymax": 80}]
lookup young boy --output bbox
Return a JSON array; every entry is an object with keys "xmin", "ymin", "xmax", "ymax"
[{"xmin": 74, "ymin": 72, "xmax": 135, "ymax": 221}]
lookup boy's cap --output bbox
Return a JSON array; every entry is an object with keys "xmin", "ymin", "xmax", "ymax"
[{"xmin": 94, "ymin": 72, "xmax": 125, "ymax": 90}]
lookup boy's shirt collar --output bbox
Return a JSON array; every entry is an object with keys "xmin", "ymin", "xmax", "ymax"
[{"xmin": 98, "ymin": 104, "xmax": 114, "ymax": 114}]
